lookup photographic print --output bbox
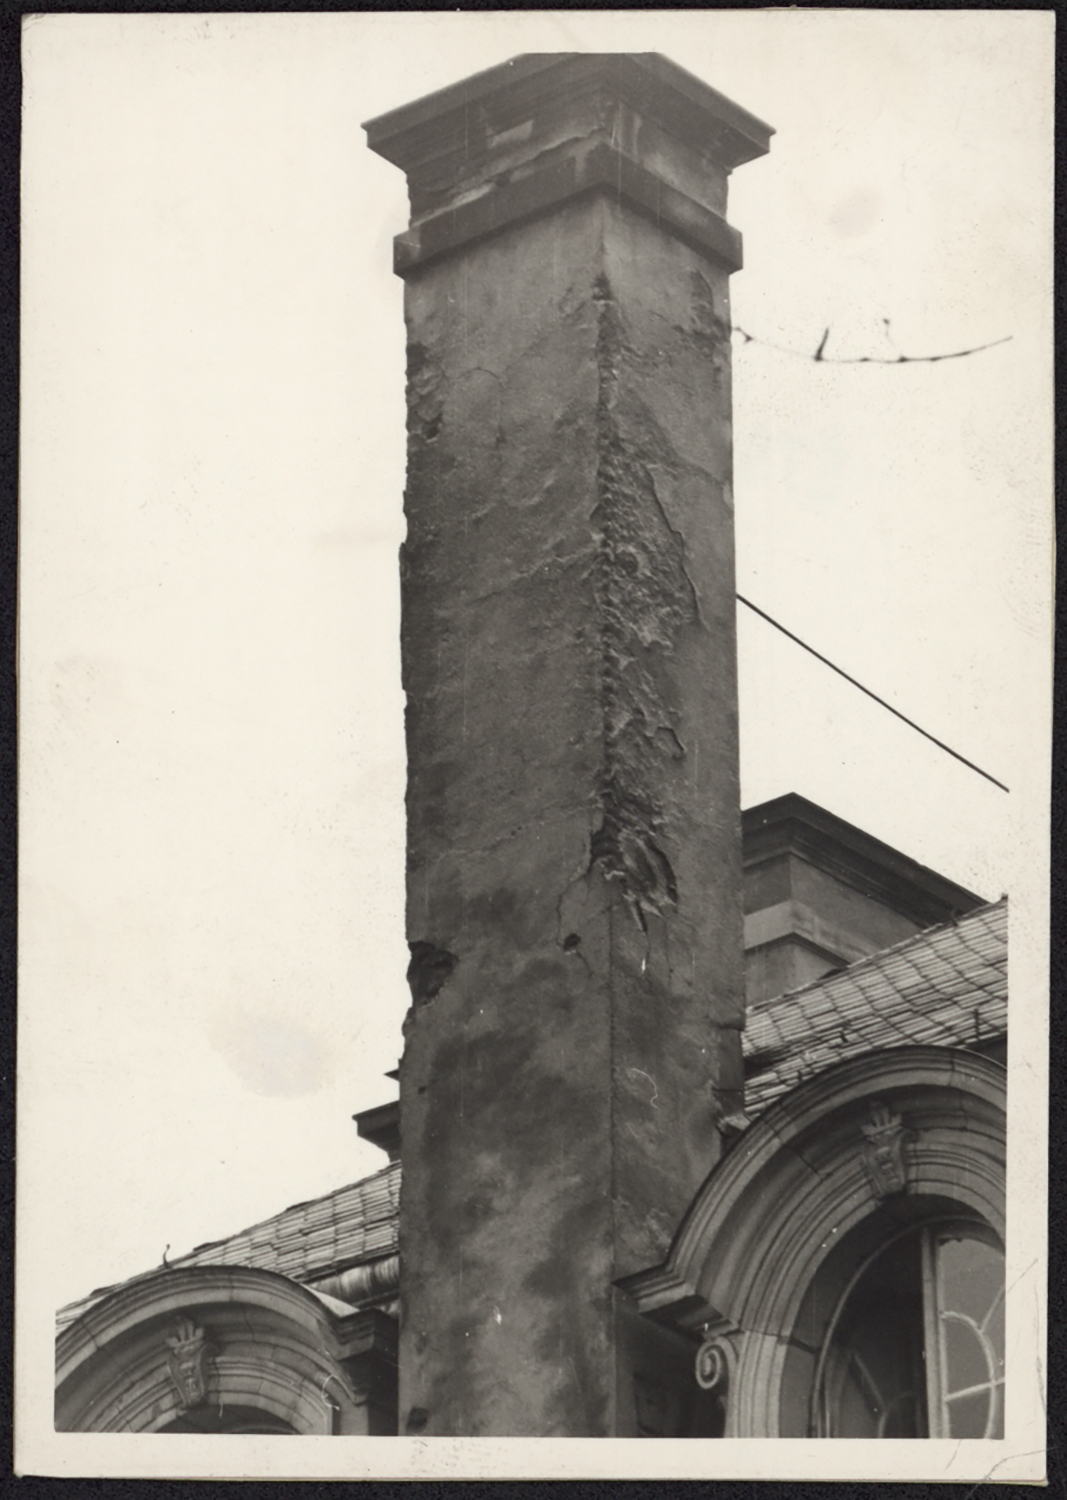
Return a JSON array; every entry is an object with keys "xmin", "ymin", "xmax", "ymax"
[{"xmin": 16, "ymin": 10, "xmax": 1050, "ymax": 1480}]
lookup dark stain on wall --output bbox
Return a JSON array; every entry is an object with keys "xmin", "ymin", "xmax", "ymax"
[{"xmin": 406, "ymin": 941, "xmax": 458, "ymax": 1007}]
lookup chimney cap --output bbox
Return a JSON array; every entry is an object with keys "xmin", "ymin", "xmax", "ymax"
[
  {"xmin": 364, "ymin": 52, "xmax": 773, "ymax": 180},
  {"xmin": 365, "ymin": 53, "xmax": 772, "ymax": 274}
]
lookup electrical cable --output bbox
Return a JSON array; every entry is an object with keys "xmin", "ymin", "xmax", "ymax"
[{"xmin": 736, "ymin": 592, "xmax": 1009, "ymax": 793}]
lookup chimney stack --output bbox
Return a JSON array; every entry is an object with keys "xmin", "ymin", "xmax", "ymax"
[{"xmin": 365, "ymin": 53, "xmax": 771, "ymax": 1437}]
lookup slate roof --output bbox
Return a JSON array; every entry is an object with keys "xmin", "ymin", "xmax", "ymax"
[
  {"xmin": 56, "ymin": 1160, "xmax": 400, "ymax": 1331},
  {"xmin": 58, "ymin": 902, "xmax": 1007, "ymax": 1333},
  {"xmin": 171, "ymin": 1158, "xmax": 400, "ymax": 1280},
  {"xmin": 742, "ymin": 897, "xmax": 1007, "ymax": 1117}
]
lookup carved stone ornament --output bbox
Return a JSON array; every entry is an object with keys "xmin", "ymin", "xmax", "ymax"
[
  {"xmin": 694, "ymin": 1340, "xmax": 726, "ymax": 1392},
  {"xmin": 860, "ymin": 1099, "xmax": 908, "ymax": 1199},
  {"xmin": 694, "ymin": 1330, "xmax": 737, "ymax": 1393},
  {"xmin": 165, "ymin": 1317, "xmax": 212, "ymax": 1410}
]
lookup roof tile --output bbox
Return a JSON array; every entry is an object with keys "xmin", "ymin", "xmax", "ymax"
[
  {"xmin": 743, "ymin": 899, "xmax": 1006, "ymax": 1116},
  {"xmin": 59, "ymin": 904, "xmax": 1007, "ymax": 1332}
]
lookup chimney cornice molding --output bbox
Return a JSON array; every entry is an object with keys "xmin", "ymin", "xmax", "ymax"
[{"xmin": 364, "ymin": 52, "xmax": 773, "ymax": 275}]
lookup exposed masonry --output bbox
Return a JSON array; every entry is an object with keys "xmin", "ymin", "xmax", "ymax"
[
  {"xmin": 687, "ymin": 267, "xmax": 733, "ymax": 367},
  {"xmin": 403, "ymin": 267, "xmax": 735, "ymax": 964},
  {"xmin": 406, "ymin": 941, "xmax": 458, "ymax": 1008},
  {"xmin": 589, "ymin": 271, "xmax": 694, "ymax": 929},
  {"xmin": 404, "ymin": 341, "xmax": 445, "ymax": 455}
]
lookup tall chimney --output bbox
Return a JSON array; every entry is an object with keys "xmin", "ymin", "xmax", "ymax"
[{"xmin": 365, "ymin": 53, "xmax": 771, "ymax": 1437}]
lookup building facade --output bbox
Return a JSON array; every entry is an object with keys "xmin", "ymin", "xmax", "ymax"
[
  {"xmin": 55, "ymin": 54, "xmax": 1007, "ymax": 1440},
  {"xmin": 56, "ymin": 799, "xmax": 1006, "ymax": 1438}
]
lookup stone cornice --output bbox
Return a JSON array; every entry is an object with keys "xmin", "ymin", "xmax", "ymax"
[
  {"xmin": 365, "ymin": 55, "xmax": 772, "ymax": 183},
  {"xmin": 743, "ymin": 897, "xmax": 880, "ymax": 965},
  {"xmin": 54, "ymin": 1264, "xmax": 388, "ymax": 1434},
  {"xmin": 742, "ymin": 792, "xmax": 984, "ymax": 928},
  {"xmin": 390, "ymin": 142, "xmax": 743, "ymax": 275},
  {"xmin": 619, "ymin": 1046, "xmax": 1006, "ymax": 1334},
  {"xmin": 365, "ymin": 53, "xmax": 771, "ymax": 274}
]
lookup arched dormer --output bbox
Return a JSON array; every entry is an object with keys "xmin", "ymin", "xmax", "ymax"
[
  {"xmin": 621, "ymin": 1046, "xmax": 1005, "ymax": 1437},
  {"xmin": 55, "ymin": 1265, "xmax": 396, "ymax": 1434}
]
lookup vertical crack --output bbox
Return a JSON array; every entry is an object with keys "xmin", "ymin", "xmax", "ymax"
[{"xmin": 589, "ymin": 272, "xmax": 696, "ymax": 928}]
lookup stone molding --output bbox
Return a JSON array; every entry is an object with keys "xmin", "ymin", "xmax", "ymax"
[
  {"xmin": 620, "ymin": 1047, "xmax": 1006, "ymax": 1434},
  {"xmin": 743, "ymin": 898, "xmax": 885, "ymax": 965},
  {"xmin": 55, "ymin": 1265, "xmax": 395, "ymax": 1434},
  {"xmin": 365, "ymin": 54, "xmax": 772, "ymax": 180},
  {"xmin": 741, "ymin": 793, "xmax": 983, "ymax": 929},
  {"xmin": 389, "ymin": 144, "xmax": 743, "ymax": 275},
  {"xmin": 859, "ymin": 1098, "xmax": 909, "ymax": 1199},
  {"xmin": 365, "ymin": 53, "xmax": 771, "ymax": 275}
]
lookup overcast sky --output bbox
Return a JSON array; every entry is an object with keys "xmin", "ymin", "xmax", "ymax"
[{"xmin": 19, "ymin": 11, "xmax": 1051, "ymax": 1327}]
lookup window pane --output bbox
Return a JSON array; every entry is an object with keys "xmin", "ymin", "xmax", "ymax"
[
  {"xmin": 943, "ymin": 1314, "xmax": 992, "ymax": 1395},
  {"xmin": 935, "ymin": 1231, "xmax": 1004, "ymax": 1439},
  {"xmin": 945, "ymin": 1388, "xmax": 994, "ymax": 1439},
  {"xmin": 815, "ymin": 1223, "xmax": 1004, "ymax": 1438},
  {"xmin": 938, "ymin": 1236, "xmax": 1003, "ymax": 1329},
  {"xmin": 820, "ymin": 1231, "xmax": 926, "ymax": 1437}
]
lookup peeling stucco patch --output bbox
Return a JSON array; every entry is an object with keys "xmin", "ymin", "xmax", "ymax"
[{"xmin": 588, "ymin": 272, "xmax": 701, "ymax": 928}]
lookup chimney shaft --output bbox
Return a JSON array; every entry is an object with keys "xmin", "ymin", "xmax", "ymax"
[{"xmin": 366, "ymin": 53, "xmax": 771, "ymax": 1437}]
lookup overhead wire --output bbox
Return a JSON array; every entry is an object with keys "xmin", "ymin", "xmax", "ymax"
[
  {"xmin": 731, "ymin": 323, "xmax": 1012, "ymax": 366},
  {"xmin": 736, "ymin": 592, "xmax": 1009, "ymax": 793}
]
